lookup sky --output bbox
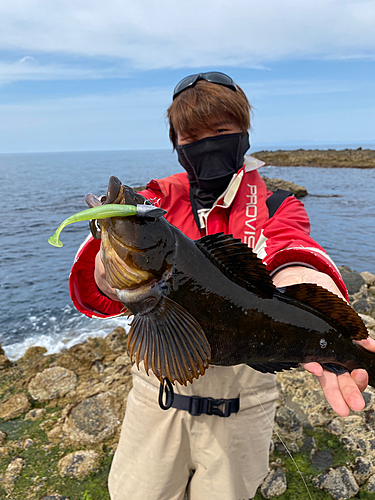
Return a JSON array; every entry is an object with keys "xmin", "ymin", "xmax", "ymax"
[{"xmin": 0, "ymin": 0, "xmax": 374, "ymax": 153}]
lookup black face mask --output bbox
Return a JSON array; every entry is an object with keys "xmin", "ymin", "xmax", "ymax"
[{"xmin": 176, "ymin": 132, "xmax": 250, "ymax": 209}]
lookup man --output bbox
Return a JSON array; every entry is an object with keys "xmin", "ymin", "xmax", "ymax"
[{"xmin": 70, "ymin": 72, "xmax": 375, "ymax": 499}]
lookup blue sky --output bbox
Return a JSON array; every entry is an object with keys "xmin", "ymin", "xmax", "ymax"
[{"xmin": 0, "ymin": 0, "xmax": 374, "ymax": 153}]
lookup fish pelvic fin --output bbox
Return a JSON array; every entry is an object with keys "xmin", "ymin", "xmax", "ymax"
[
  {"xmin": 127, "ymin": 296, "xmax": 211, "ymax": 386},
  {"xmin": 280, "ymin": 283, "xmax": 368, "ymax": 341},
  {"xmin": 196, "ymin": 233, "xmax": 275, "ymax": 298}
]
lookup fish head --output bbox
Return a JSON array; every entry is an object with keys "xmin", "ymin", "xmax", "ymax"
[{"xmin": 86, "ymin": 176, "xmax": 176, "ymax": 291}]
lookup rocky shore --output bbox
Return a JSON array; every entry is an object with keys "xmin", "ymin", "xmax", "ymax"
[
  {"xmin": 253, "ymin": 148, "xmax": 375, "ymax": 168},
  {"xmin": 1, "ymin": 176, "xmax": 374, "ymax": 500},
  {"xmin": 0, "ymin": 267, "xmax": 374, "ymax": 500}
]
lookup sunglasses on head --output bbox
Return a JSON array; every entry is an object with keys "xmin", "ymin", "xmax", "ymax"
[{"xmin": 173, "ymin": 72, "xmax": 238, "ymax": 100}]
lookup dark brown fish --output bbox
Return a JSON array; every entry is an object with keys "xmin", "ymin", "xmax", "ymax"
[{"xmin": 86, "ymin": 176, "xmax": 374, "ymax": 387}]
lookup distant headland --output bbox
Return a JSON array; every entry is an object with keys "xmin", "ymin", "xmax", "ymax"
[{"xmin": 253, "ymin": 148, "xmax": 375, "ymax": 168}]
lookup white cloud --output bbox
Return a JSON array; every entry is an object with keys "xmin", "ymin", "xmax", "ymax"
[
  {"xmin": 0, "ymin": 57, "xmax": 129, "ymax": 84},
  {"xmin": 0, "ymin": 0, "xmax": 374, "ymax": 70}
]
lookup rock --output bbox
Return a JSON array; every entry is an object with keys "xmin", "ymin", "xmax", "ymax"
[
  {"xmin": 351, "ymin": 456, "xmax": 374, "ymax": 485},
  {"xmin": 21, "ymin": 346, "xmax": 47, "ymax": 361},
  {"xmin": 275, "ymin": 406, "xmax": 303, "ymax": 440},
  {"xmin": 0, "ymin": 354, "xmax": 11, "ymax": 370},
  {"xmin": 365, "ymin": 473, "xmax": 375, "ymax": 492},
  {"xmin": 0, "ymin": 392, "xmax": 31, "ymax": 421},
  {"xmin": 0, "ymin": 431, "xmax": 7, "ymax": 445},
  {"xmin": 313, "ymin": 466, "xmax": 359, "ymax": 499},
  {"xmin": 23, "ymin": 438, "xmax": 34, "ymax": 449},
  {"xmin": 57, "ymin": 450, "xmax": 100, "ymax": 479},
  {"xmin": 308, "ymin": 412, "xmax": 330, "ymax": 427},
  {"xmin": 0, "ymin": 457, "xmax": 25, "ymax": 493},
  {"xmin": 260, "ymin": 468, "xmax": 287, "ymax": 498},
  {"xmin": 359, "ymin": 314, "xmax": 375, "ymax": 330},
  {"xmin": 326, "ymin": 418, "xmax": 344, "ymax": 435},
  {"xmin": 63, "ymin": 391, "xmax": 121, "ymax": 444},
  {"xmin": 28, "ymin": 366, "xmax": 77, "ymax": 401},
  {"xmin": 104, "ymin": 327, "xmax": 127, "ymax": 353},
  {"xmin": 360, "ymin": 271, "xmax": 375, "ymax": 286},
  {"xmin": 261, "ymin": 175, "xmax": 308, "ymax": 198},
  {"xmin": 340, "ymin": 271, "xmax": 366, "ymax": 295},
  {"xmin": 25, "ymin": 408, "xmax": 47, "ymax": 421},
  {"xmin": 352, "ymin": 297, "xmax": 375, "ymax": 316}
]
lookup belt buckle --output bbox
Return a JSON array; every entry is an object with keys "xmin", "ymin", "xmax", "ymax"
[{"xmin": 206, "ymin": 398, "xmax": 228, "ymax": 417}]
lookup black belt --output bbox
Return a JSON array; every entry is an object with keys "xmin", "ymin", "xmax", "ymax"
[{"xmin": 158, "ymin": 379, "xmax": 240, "ymax": 417}]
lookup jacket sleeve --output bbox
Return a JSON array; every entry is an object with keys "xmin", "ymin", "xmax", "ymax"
[
  {"xmin": 69, "ymin": 187, "xmax": 158, "ymax": 318},
  {"xmin": 258, "ymin": 195, "xmax": 348, "ymax": 301}
]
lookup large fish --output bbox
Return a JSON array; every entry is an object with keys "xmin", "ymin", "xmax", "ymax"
[{"xmin": 79, "ymin": 176, "xmax": 374, "ymax": 387}]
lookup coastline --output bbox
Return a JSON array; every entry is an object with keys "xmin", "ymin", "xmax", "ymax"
[{"xmin": 253, "ymin": 148, "xmax": 375, "ymax": 168}]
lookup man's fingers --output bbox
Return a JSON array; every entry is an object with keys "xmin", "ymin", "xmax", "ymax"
[
  {"xmin": 302, "ymin": 362, "xmax": 323, "ymax": 377},
  {"xmin": 351, "ymin": 368, "xmax": 369, "ymax": 393},
  {"xmin": 317, "ymin": 370, "xmax": 351, "ymax": 417}
]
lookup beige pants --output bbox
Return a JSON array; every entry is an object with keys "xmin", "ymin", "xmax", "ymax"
[{"xmin": 109, "ymin": 363, "xmax": 278, "ymax": 500}]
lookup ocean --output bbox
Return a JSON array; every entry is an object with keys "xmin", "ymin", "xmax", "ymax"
[{"xmin": 0, "ymin": 149, "xmax": 374, "ymax": 361}]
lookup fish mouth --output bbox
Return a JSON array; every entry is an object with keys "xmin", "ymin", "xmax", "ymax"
[{"xmin": 101, "ymin": 229, "xmax": 156, "ymax": 290}]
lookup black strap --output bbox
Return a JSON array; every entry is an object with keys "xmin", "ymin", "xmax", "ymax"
[
  {"xmin": 158, "ymin": 378, "xmax": 174, "ymax": 410},
  {"xmin": 266, "ymin": 189, "xmax": 293, "ymax": 218}
]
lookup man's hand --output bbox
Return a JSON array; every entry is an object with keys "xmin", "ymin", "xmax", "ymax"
[
  {"xmin": 272, "ymin": 265, "xmax": 375, "ymax": 417},
  {"xmin": 94, "ymin": 252, "xmax": 120, "ymax": 302}
]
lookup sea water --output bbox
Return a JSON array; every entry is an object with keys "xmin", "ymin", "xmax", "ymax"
[{"xmin": 0, "ymin": 149, "xmax": 373, "ymax": 360}]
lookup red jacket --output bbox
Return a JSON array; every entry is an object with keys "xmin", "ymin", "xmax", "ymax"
[{"xmin": 69, "ymin": 157, "xmax": 348, "ymax": 318}]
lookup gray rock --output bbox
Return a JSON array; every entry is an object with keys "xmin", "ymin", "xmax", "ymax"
[
  {"xmin": 352, "ymin": 297, "xmax": 375, "ymax": 315},
  {"xmin": 25, "ymin": 408, "xmax": 47, "ymax": 421},
  {"xmin": 341, "ymin": 271, "xmax": 365, "ymax": 295},
  {"xmin": 260, "ymin": 468, "xmax": 287, "ymax": 498},
  {"xmin": 351, "ymin": 456, "xmax": 373, "ymax": 485},
  {"xmin": 0, "ymin": 393, "xmax": 31, "ymax": 421},
  {"xmin": 57, "ymin": 450, "xmax": 100, "ymax": 479},
  {"xmin": 365, "ymin": 473, "xmax": 375, "ymax": 493},
  {"xmin": 0, "ymin": 457, "xmax": 25, "ymax": 493},
  {"xmin": 28, "ymin": 366, "xmax": 77, "ymax": 401},
  {"xmin": 360, "ymin": 271, "xmax": 375, "ymax": 286},
  {"xmin": 275, "ymin": 406, "xmax": 302, "ymax": 439},
  {"xmin": 63, "ymin": 391, "xmax": 121, "ymax": 444},
  {"xmin": 313, "ymin": 466, "xmax": 359, "ymax": 499}
]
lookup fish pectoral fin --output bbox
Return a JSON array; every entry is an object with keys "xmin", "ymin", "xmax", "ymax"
[
  {"xmin": 280, "ymin": 283, "xmax": 368, "ymax": 341},
  {"xmin": 127, "ymin": 296, "xmax": 211, "ymax": 386},
  {"xmin": 247, "ymin": 361, "xmax": 299, "ymax": 374}
]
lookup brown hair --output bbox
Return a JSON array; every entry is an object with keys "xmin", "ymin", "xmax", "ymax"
[{"xmin": 167, "ymin": 80, "xmax": 251, "ymax": 148}]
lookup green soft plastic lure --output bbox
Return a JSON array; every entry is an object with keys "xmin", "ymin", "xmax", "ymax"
[
  {"xmin": 48, "ymin": 204, "xmax": 138, "ymax": 247},
  {"xmin": 48, "ymin": 203, "xmax": 167, "ymax": 247}
]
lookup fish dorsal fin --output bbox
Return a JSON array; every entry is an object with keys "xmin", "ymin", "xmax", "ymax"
[
  {"xmin": 127, "ymin": 296, "xmax": 211, "ymax": 386},
  {"xmin": 196, "ymin": 233, "xmax": 275, "ymax": 297},
  {"xmin": 281, "ymin": 283, "xmax": 368, "ymax": 340}
]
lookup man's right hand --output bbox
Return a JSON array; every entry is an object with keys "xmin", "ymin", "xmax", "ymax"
[{"xmin": 94, "ymin": 251, "xmax": 120, "ymax": 301}]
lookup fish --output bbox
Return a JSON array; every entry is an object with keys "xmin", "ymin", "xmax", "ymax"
[{"xmin": 84, "ymin": 175, "xmax": 374, "ymax": 387}]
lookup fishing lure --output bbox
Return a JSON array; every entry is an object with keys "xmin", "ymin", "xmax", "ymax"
[{"xmin": 48, "ymin": 203, "xmax": 166, "ymax": 247}]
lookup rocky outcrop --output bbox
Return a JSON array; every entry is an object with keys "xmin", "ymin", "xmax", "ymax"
[
  {"xmin": 253, "ymin": 148, "xmax": 375, "ymax": 168},
  {"xmin": 261, "ymin": 176, "xmax": 308, "ymax": 198}
]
